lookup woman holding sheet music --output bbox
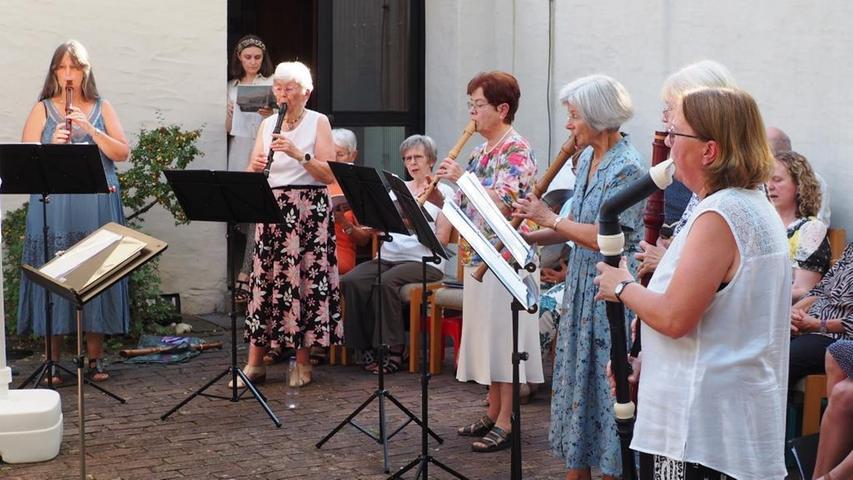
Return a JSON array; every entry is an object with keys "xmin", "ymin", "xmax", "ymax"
[
  {"xmin": 433, "ymin": 71, "xmax": 542, "ymax": 453},
  {"xmin": 239, "ymin": 61, "xmax": 339, "ymax": 389},
  {"xmin": 226, "ymin": 34, "xmax": 274, "ymax": 308},
  {"xmin": 17, "ymin": 40, "xmax": 131, "ymax": 383}
]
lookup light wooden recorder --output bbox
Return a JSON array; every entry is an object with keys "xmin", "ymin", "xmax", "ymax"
[{"xmin": 415, "ymin": 120, "xmax": 477, "ymax": 206}]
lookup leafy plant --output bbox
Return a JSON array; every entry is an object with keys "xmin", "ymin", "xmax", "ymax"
[
  {"xmin": 120, "ymin": 116, "xmax": 202, "ymax": 225},
  {"xmin": 2, "ymin": 204, "xmax": 29, "ymax": 334},
  {"xmin": 118, "ymin": 118, "xmax": 203, "ymax": 333}
]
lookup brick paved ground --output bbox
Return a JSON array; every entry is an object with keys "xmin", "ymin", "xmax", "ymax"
[{"xmin": 1, "ymin": 314, "xmax": 599, "ymax": 480}]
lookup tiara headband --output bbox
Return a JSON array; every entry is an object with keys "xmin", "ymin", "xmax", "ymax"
[{"xmin": 237, "ymin": 38, "xmax": 266, "ymax": 52}]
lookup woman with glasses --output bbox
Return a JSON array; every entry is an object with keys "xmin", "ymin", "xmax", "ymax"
[
  {"xmin": 340, "ymin": 135, "xmax": 451, "ymax": 375},
  {"xmin": 433, "ymin": 71, "xmax": 541, "ymax": 453},
  {"xmin": 595, "ymin": 87, "xmax": 790, "ymax": 479},
  {"xmin": 237, "ymin": 61, "xmax": 340, "ymax": 389},
  {"xmin": 513, "ymin": 74, "xmax": 644, "ymax": 479}
]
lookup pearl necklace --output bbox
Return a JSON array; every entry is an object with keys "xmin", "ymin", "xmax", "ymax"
[{"xmin": 483, "ymin": 126, "xmax": 514, "ymax": 156}]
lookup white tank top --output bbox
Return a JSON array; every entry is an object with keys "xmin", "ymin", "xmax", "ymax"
[
  {"xmin": 261, "ymin": 109, "xmax": 325, "ymax": 187},
  {"xmin": 632, "ymin": 188, "xmax": 791, "ymax": 480}
]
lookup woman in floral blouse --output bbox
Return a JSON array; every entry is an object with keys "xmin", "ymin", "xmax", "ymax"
[
  {"xmin": 433, "ymin": 71, "xmax": 542, "ymax": 453},
  {"xmin": 767, "ymin": 150, "xmax": 831, "ymax": 301}
]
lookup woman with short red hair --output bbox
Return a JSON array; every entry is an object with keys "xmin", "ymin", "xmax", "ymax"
[{"xmin": 435, "ymin": 71, "xmax": 543, "ymax": 453}]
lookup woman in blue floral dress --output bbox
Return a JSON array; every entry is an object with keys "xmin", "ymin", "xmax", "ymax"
[{"xmin": 515, "ymin": 74, "xmax": 645, "ymax": 479}]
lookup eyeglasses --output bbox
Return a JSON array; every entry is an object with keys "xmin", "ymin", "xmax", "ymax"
[
  {"xmin": 466, "ymin": 100, "xmax": 491, "ymax": 111},
  {"xmin": 274, "ymin": 85, "xmax": 300, "ymax": 94},
  {"xmin": 666, "ymin": 125, "xmax": 709, "ymax": 142},
  {"xmin": 402, "ymin": 154, "xmax": 426, "ymax": 163}
]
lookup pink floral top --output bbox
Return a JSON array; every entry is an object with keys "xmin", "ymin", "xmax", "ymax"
[{"xmin": 455, "ymin": 131, "xmax": 536, "ymax": 266}]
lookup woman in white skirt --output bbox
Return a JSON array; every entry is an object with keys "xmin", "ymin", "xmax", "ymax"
[{"xmin": 434, "ymin": 71, "xmax": 543, "ymax": 453}]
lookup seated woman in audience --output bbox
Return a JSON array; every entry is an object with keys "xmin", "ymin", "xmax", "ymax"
[
  {"xmin": 813, "ymin": 340, "xmax": 853, "ymax": 480},
  {"xmin": 790, "ymin": 243, "xmax": 853, "ymax": 385},
  {"xmin": 768, "ymin": 150, "xmax": 831, "ymax": 301},
  {"xmin": 340, "ymin": 135, "xmax": 451, "ymax": 374},
  {"xmin": 329, "ymin": 128, "xmax": 372, "ymax": 275}
]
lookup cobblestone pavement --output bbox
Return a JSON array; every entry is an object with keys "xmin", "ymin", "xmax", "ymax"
[{"xmin": 1, "ymin": 314, "xmax": 591, "ymax": 480}]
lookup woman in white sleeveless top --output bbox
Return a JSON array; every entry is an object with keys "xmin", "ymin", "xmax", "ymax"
[
  {"xmin": 595, "ymin": 87, "xmax": 791, "ymax": 480},
  {"xmin": 233, "ymin": 61, "xmax": 341, "ymax": 389}
]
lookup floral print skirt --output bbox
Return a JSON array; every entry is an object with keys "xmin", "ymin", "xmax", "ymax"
[{"xmin": 244, "ymin": 185, "xmax": 343, "ymax": 350}]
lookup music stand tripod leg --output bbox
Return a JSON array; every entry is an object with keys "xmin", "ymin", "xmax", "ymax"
[
  {"xmin": 318, "ymin": 235, "xmax": 433, "ymax": 474},
  {"xmin": 388, "ymin": 256, "xmax": 466, "ymax": 480},
  {"xmin": 161, "ymin": 222, "xmax": 281, "ymax": 427}
]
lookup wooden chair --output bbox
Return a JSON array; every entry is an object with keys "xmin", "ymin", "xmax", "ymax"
[
  {"xmin": 407, "ymin": 230, "xmax": 461, "ymax": 373},
  {"xmin": 793, "ymin": 227, "xmax": 846, "ymax": 435},
  {"xmin": 425, "ymin": 241, "xmax": 466, "ymax": 375}
]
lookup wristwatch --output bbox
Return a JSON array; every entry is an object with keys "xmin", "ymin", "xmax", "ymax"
[
  {"xmin": 300, "ymin": 152, "xmax": 312, "ymax": 165},
  {"xmin": 614, "ymin": 279, "xmax": 636, "ymax": 303}
]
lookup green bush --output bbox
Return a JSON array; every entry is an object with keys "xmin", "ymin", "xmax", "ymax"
[
  {"xmin": 2, "ymin": 119, "xmax": 203, "ymax": 339},
  {"xmin": 2, "ymin": 204, "xmax": 28, "ymax": 334}
]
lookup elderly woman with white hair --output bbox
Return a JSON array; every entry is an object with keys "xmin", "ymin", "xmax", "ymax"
[
  {"xmin": 635, "ymin": 60, "xmax": 737, "ymax": 279},
  {"xmin": 328, "ymin": 128, "xmax": 369, "ymax": 275},
  {"xmin": 514, "ymin": 74, "xmax": 645, "ymax": 479},
  {"xmin": 235, "ymin": 61, "xmax": 341, "ymax": 389}
]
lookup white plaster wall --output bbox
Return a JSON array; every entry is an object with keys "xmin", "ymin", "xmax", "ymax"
[
  {"xmin": 0, "ymin": 0, "xmax": 228, "ymax": 313},
  {"xmin": 427, "ymin": 0, "xmax": 853, "ymax": 239}
]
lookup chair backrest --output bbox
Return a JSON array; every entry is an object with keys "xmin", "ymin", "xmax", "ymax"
[{"xmin": 827, "ymin": 227, "xmax": 847, "ymax": 265}]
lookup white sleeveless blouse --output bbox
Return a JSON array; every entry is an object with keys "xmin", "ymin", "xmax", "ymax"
[
  {"xmin": 632, "ymin": 188, "xmax": 791, "ymax": 480},
  {"xmin": 261, "ymin": 109, "xmax": 324, "ymax": 188}
]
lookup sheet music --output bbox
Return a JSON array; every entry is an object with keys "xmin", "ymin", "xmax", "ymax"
[
  {"xmin": 40, "ymin": 229, "xmax": 122, "ymax": 280},
  {"xmin": 83, "ymin": 236, "xmax": 147, "ymax": 288},
  {"xmin": 442, "ymin": 199, "xmax": 534, "ymax": 310},
  {"xmin": 455, "ymin": 172, "xmax": 534, "ymax": 268}
]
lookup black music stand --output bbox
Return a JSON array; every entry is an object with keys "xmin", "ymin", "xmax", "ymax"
[
  {"xmin": 316, "ymin": 163, "xmax": 442, "ymax": 474},
  {"xmin": 382, "ymin": 172, "xmax": 468, "ymax": 480},
  {"xmin": 160, "ymin": 170, "xmax": 284, "ymax": 427},
  {"xmin": 22, "ymin": 222, "xmax": 167, "ymax": 480},
  {"xmin": 441, "ymin": 195, "xmax": 539, "ymax": 480},
  {"xmin": 0, "ymin": 143, "xmax": 123, "ymax": 401}
]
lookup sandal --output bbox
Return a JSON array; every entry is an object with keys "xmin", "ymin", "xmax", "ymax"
[
  {"xmin": 228, "ymin": 365, "xmax": 266, "ymax": 389},
  {"xmin": 471, "ymin": 426, "xmax": 512, "ymax": 453},
  {"xmin": 234, "ymin": 277, "xmax": 251, "ymax": 304},
  {"xmin": 87, "ymin": 359, "xmax": 110, "ymax": 382},
  {"xmin": 457, "ymin": 415, "xmax": 496, "ymax": 437},
  {"xmin": 369, "ymin": 348, "xmax": 405, "ymax": 375}
]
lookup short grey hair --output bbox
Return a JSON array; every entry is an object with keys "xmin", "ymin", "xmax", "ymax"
[
  {"xmin": 273, "ymin": 61, "xmax": 313, "ymax": 93},
  {"xmin": 661, "ymin": 60, "xmax": 736, "ymax": 101},
  {"xmin": 558, "ymin": 74, "xmax": 633, "ymax": 132},
  {"xmin": 766, "ymin": 127, "xmax": 792, "ymax": 154},
  {"xmin": 331, "ymin": 128, "xmax": 357, "ymax": 153},
  {"xmin": 399, "ymin": 135, "xmax": 437, "ymax": 165}
]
